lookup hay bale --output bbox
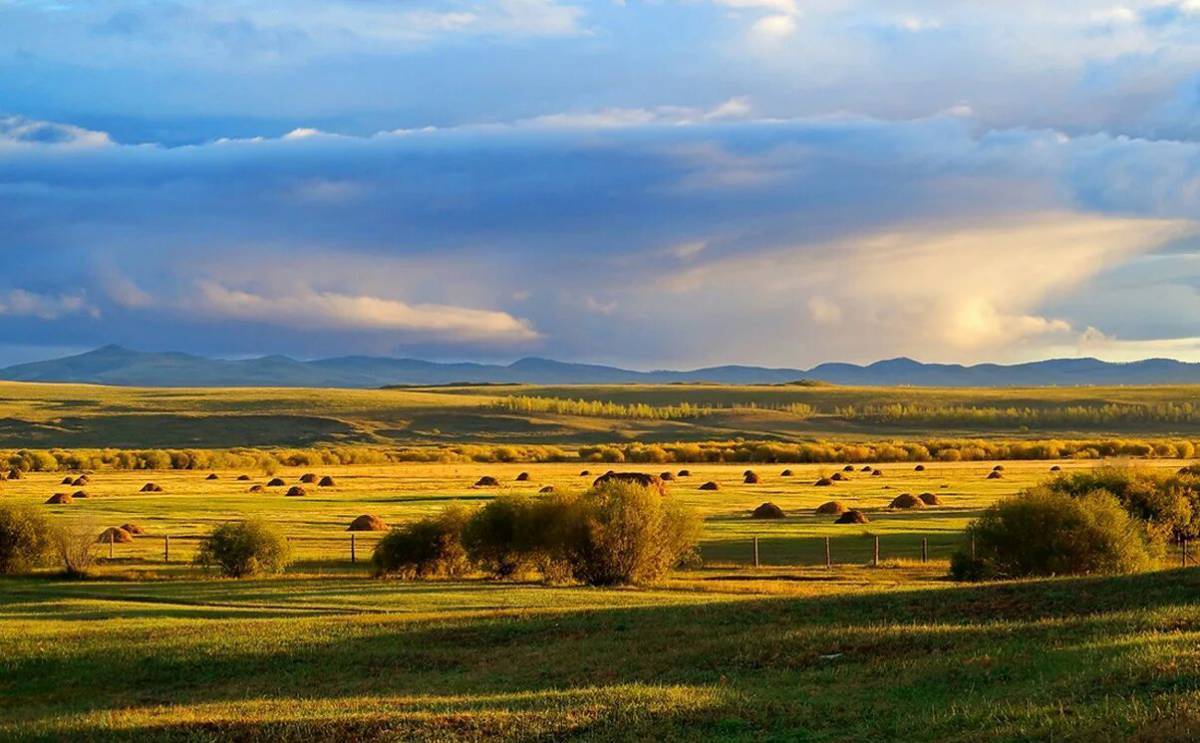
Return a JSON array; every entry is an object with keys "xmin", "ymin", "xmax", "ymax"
[
  {"xmin": 474, "ymin": 476, "xmax": 500, "ymax": 487},
  {"xmin": 579, "ymin": 470, "xmax": 591, "ymax": 476},
  {"xmin": 61, "ymin": 476, "xmax": 74, "ymax": 485},
  {"xmin": 72, "ymin": 476, "xmax": 88, "ymax": 487},
  {"xmin": 285, "ymin": 486, "xmax": 307, "ymax": 497},
  {"xmin": 815, "ymin": 500, "xmax": 848, "ymax": 515},
  {"xmin": 267, "ymin": 478, "xmax": 286, "ymax": 487},
  {"xmin": 140, "ymin": 482, "xmax": 163, "ymax": 493},
  {"xmin": 205, "ymin": 473, "xmax": 219, "ymax": 480},
  {"xmin": 660, "ymin": 471, "xmax": 675, "ymax": 481},
  {"xmin": 830, "ymin": 472, "xmax": 846, "ymax": 481},
  {"xmin": 861, "ymin": 466, "xmax": 873, "ymax": 472},
  {"xmin": 835, "ymin": 509, "xmax": 869, "ymax": 524},
  {"xmin": 592, "ymin": 472, "xmax": 666, "ymax": 495},
  {"xmin": 751, "ymin": 502, "xmax": 785, "ymax": 519},
  {"xmin": 1051, "ymin": 465, "xmax": 1062, "ymax": 472},
  {"xmin": 815, "ymin": 477, "xmax": 834, "ymax": 487},
  {"xmin": 71, "ymin": 490, "xmax": 89, "ymax": 499},
  {"xmin": 7, "ymin": 469, "xmax": 22, "ymax": 480},
  {"xmin": 299, "ymin": 473, "xmax": 317, "ymax": 483},
  {"xmin": 889, "ymin": 493, "xmax": 924, "ymax": 509},
  {"xmin": 914, "ymin": 465, "xmax": 925, "ymax": 472},
  {"xmin": 97, "ymin": 527, "xmax": 133, "ymax": 544},
  {"xmin": 744, "ymin": 471, "xmax": 761, "ymax": 484},
  {"xmin": 871, "ymin": 469, "xmax": 883, "ymax": 477},
  {"xmin": 986, "ymin": 471, "xmax": 1003, "ymax": 480},
  {"xmin": 539, "ymin": 485, "xmax": 555, "ymax": 493},
  {"xmin": 237, "ymin": 474, "xmax": 251, "ymax": 481},
  {"xmin": 918, "ymin": 492, "xmax": 942, "ymax": 506},
  {"xmin": 120, "ymin": 523, "xmax": 145, "ymax": 535},
  {"xmin": 842, "ymin": 465, "xmax": 855, "ymax": 472},
  {"xmin": 780, "ymin": 469, "xmax": 793, "ymax": 477},
  {"xmin": 318, "ymin": 476, "xmax": 335, "ymax": 487},
  {"xmin": 699, "ymin": 481, "xmax": 720, "ymax": 491},
  {"xmin": 248, "ymin": 484, "xmax": 265, "ymax": 493},
  {"xmin": 348, "ymin": 514, "xmax": 388, "ymax": 532},
  {"xmin": 515, "ymin": 472, "xmax": 531, "ymax": 481},
  {"xmin": 45, "ymin": 493, "xmax": 72, "ymax": 505},
  {"xmin": 992, "ymin": 465, "xmax": 1004, "ymax": 472},
  {"xmin": 677, "ymin": 469, "xmax": 691, "ymax": 477}
]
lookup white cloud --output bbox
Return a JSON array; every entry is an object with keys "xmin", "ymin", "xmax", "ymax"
[
  {"xmin": 751, "ymin": 13, "xmax": 798, "ymax": 38},
  {"xmin": 518, "ymin": 97, "xmax": 754, "ymax": 128},
  {"xmin": 0, "ymin": 116, "xmax": 112, "ymax": 149},
  {"xmin": 0, "ymin": 290, "xmax": 96, "ymax": 320},
  {"xmin": 193, "ymin": 283, "xmax": 539, "ymax": 343}
]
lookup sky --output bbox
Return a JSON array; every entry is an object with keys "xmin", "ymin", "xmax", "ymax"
[{"xmin": 3, "ymin": 0, "xmax": 1200, "ymax": 369}]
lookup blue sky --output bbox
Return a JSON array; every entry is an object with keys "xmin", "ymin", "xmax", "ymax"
[{"xmin": 2, "ymin": 0, "xmax": 1200, "ymax": 367}]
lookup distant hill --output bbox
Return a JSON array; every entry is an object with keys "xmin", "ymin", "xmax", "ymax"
[{"xmin": 4, "ymin": 345, "xmax": 1200, "ymax": 388}]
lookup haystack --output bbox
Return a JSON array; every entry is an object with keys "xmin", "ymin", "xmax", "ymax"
[
  {"xmin": 539, "ymin": 485, "xmax": 555, "ymax": 493},
  {"xmin": 831, "ymin": 472, "xmax": 846, "ymax": 481},
  {"xmin": 205, "ymin": 473, "xmax": 219, "ymax": 480},
  {"xmin": 237, "ymin": 474, "xmax": 252, "ymax": 481},
  {"xmin": 781, "ymin": 469, "xmax": 793, "ymax": 477},
  {"xmin": 515, "ymin": 472, "xmax": 530, "ymax": 481},
  {"xmin": 842, "ymin": 465, "xmax": 855, "ymax": 472},
  {"xmin": 815, "ymin": 477, "xmax": 834, "ymax": 487},
  {"xmin": 992, "ymin": 465, "xmax": 1004, "ymax": 472},
  {"xmin": 986, "ymin": 471, "xmax": 1003, "ymax": 480},
  {"xmin": 285, "ymin": 486, "xmax": 307, "ymax": 497},
  {"xmin": 318, "ymin": 476, "xmax": 335, "ymax": 487},
  {"xmin": 248, "ymin": 484, "xmax": 265, "ymax": 493},
  {"xmin": 97, "ymin": 527, "xmax": 133, "ymax": 544},
  {"xmin": 815, "ymin": 500, "xmax": 848, "ymax": 515},
  {"xmin": 751, "ymin": 502, "xmax": 785, "ymax": 519},
  {"xmin": 72, "ymin": 476, "xmax": 88, "ymax": 487},
  {"xmin": 72, "ymin": 490, "xmax": 89, "ymax": 499},
  {"xmin": 267, "ymin": 477, "xmax": 286, "ymax": 487},
  {"xmin": 743, "ymin": 470, "xmax": 754, "ymax": 477},
  {"xmin": 835, "ymin": 509, "xmax": 869, "ymax": 524},
  {"xmin": 140, "ymin": 483, "xmax": 163, "ymax": 493},
  {"xmin": 61, "ymin": 476, "xmax": 75, "ymax": 485},
  {"xmin": 677, "ymin": 469, "xmax": 691, "ymax": 477},
  {"xmin": 889, "ymin": 493, "xmax": 924, "ymax": 509},
  {"xmin": 918, "ymin": 492, "xmax": 943, "ymax": 506},
  {"xmin": 580, "ymin": 470, "xmax": 591, "ymax": 476},
  {"xmin": 861, "ymin": 466, "xmax": 873, "ymax": 472},
  {"xmin": 474, "ymin": 476, "xmax": 500, "ymax": 487},
  {"xmin": 744, "ymin": 471, "xmax": 761, "ymax": 484},
  {"xmin": 915, "ymin": 465, "xmax": 927, "ymax": 472},
  {"xmin": 121, "ymin": 523, "xmax": 146, "ymax": 535},
  {"xmin": 300, "ymin": 473, "xmax": 317, "ymax": 483},
  {"xmin": 699, "ymin": 481, "xmax": 720, "ymax": 491},
  {"xmin": 348, "ymin": 514, "xmax": 388, "ymax": 532},
  {"xmin": 592, "ymin": 471, "xmax": 666, "ymax": 495},
  {"xmin": 45, "ymin": 493, "xmax": 72, "ymax": 505},
  {"xmin": 660, "ymin": 471, "xmax": 675, "ymax": 481},
  {"xmin": 1050, "ymin": 465, "xmax": 1062, "ymax": 472},
  {"xmin": 871, "ymin": 469, "xmax": 883, "ymax": 477}
]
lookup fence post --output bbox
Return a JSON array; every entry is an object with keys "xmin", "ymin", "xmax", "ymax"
[
  {"xmin": 824, "ymin": 536, "xmax": 831, "ymax": 569},
  {"xmin": 922, "ymin": 537, "xmax": 928, "ymax": 564},
  {"xmin": 351, "ymin": 533, "xmax": 357, "ymax": 564},
  {"xmin": 872, "ymin": 535, "xmax": 879, "ymax": 567},
  {"xmin": 164, "ymin": 535, "xmax": 170, "ymax": 564},
  {"xmin": 108, "ymin": 530, "xmax": 114, "ymax": 559},
  {"xmin": 753, "ymin": 536, "xmax": 760, "ymax": 568}
]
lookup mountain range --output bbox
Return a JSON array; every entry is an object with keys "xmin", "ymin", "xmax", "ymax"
[{"xmin": 3, "ymin": 345, "xmax": 1200, "ymax": 388}]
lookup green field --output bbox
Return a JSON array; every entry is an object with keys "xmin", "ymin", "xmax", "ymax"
[
  {"xmin": 2, "ymin": 382, "xmax": 1200, "ymax": 739},
  {"xmin": 6, "ymin": 380, "xmax": 1200, "ymax": 448}
]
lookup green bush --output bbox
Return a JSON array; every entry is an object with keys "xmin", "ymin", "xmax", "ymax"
[
  {"xmin": 372, "ymin": 506, "xmax": 473, "ymax": 579},
  {"xmin": 462, "ymin": 495, "xmax": 553, "ymax": 578},
  {"xmin": 195, "ymin": 518, "xmax": 292, "ymax": 578},
  {"xmin": 0, "ymin": 504, "xmax": 52, "ymax": 575},
  {"xmin": 1047, "ymin": 466, "xmax": 1196, "ymax": 539},
  {"xmin": 555, "ymin": 480, "xmax": 701, "ymax": 586},
  {"xmin": 951, "ymin": 488, "xmax": 1158, "ymax": 580}
]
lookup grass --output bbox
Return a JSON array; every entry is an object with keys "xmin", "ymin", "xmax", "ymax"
[{"xmin": 7, "ymin": 379, "xmax": 1200, "ymax": 447}]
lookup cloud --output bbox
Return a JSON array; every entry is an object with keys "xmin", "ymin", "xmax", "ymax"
[
  {"xmin": 192, "ymin": 283, "xmax": 539, "ymax": 343},
  {"xmin": 0, "ymin": 116, "xmax": 112, "ymax": 149},
  {"xmin": 0, "ymin": 290, "xmax": 96, "ymax": 320},
  {"xmin": 751, "ymin": 14, "xmax": 798, "ymax": 38}
]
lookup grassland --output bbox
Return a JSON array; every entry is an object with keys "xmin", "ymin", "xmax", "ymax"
[
  {"xmin": 3, "ymin": 381, "xmax": 1200, "ymax": 739},
  {"xmin": 7, "ymin": 380, "xmax": 1200, "ymax": 448}
]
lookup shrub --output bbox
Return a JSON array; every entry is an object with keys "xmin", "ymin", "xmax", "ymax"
[
  {"xmin": 1047, "ymin": 466, "xmax": 1196, "ymax": 539},
  {"xmin": 195, "ymin": 518, "xmax": 291, "ymax": 578},
  {"xmin": 554, "ymin": 480, "xmax": 701, "ymax": 586},
  {"xmin": 0, "ymin": 504, "xmax": 52, "ymax": 574},
  {"xmin": 52, "ymin": 520, "xmax": 98, "ymax": 578},
  {"xmin": 951, "ymin": 488, "xmax": 1158, "ymax": 580},
  {"xmin": 462, "ymin": 495, "xmax": 554, "ymax": 578},
  {"xmin": 372, "ymin": 506, "xmax": 473, "ymax": 579}
]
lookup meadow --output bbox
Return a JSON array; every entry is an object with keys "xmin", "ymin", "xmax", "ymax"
[{"xmin": 3, "ymin": 381, "xmax": 1200, "ymax": 739}]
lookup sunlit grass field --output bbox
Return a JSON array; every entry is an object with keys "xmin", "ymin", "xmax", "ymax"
[{"xmin": 4, "ymin": 458, "xmax": 1200, "ymax": 739}]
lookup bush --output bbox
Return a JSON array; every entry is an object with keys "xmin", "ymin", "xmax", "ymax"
[
  {"xmin": 195, "ymin": 518, "xmax": 291, "ymax": 578},
  {"xmin": 0, "ymin": 504, "xmax": 52, "ymax": 574},
  {"xmin": 1047, "ymin": 466, "xmax": 1196, "ymax": 539},
  {"xmin": 951, "ymin": 488, "xmax": 1157, "ymax": 580},
  {"xmin": 462, "ymin": 495, "xmax": 550, "ymax": 578},
  {"xmin": 373, "ymin": 506, "xmax": 473, "ymax": 579},
  {"xmin": 52, "ymin": 520, "xmax": 98, "ymax": 578},
  {"xmin": 555, "ymin": 480, "xmax": 701, "ymax": 586}
]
